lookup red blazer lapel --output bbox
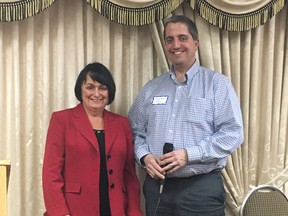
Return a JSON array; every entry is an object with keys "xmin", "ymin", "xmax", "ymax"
[
  {"xmin": 72, "ymin": 104, "xmax": 99, "ymax": 151},
  {"xmin": 103, "ymin": 110, "xmax": 118, "ymax": 153}
]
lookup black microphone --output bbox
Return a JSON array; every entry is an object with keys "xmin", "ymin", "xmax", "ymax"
[{"xmin": 159, "ymin": 143, "xmax": 174, "ymax": 194}]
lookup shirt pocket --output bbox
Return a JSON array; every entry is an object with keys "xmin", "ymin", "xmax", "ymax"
[{"xmin": 185, "ymin": 97, "xmax": 213, "ymax": 124}]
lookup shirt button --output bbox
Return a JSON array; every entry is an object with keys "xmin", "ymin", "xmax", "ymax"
[
  {"xmin": 107, "ymin": 154, "xmax": 111, "ymax": 160},
  {"xmin": 109, "ymin": 169, "xmax": 113, "ymax": 174},
  {"xmin": 110, "ymin": 183, "xmax": 115, "ymax": 189}
]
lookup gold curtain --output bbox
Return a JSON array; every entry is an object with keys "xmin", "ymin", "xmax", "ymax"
[
  {"xmin": 1, "ymin": 0, "xmax": 287, "ymax": 32},
  {"xmin": 0, "ymin": 1, "xmax": 288, "ymax": 215}
]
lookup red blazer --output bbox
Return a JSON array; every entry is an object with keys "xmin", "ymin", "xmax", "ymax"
[{"xmin": 42, "ymin": 103, "xmax": 143, "ymax": 216}]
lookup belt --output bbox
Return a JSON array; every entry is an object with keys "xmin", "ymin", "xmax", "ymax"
[
  {"xmin": 165, "ymin": 169, "xmax": 222, "ymax": 179},
  {"xmin": 210, "ymin": 169, "xmax": 222, "ymax": 173}
]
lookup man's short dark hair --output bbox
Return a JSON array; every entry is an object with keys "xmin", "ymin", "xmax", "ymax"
[{"xmin": 164, "ymin": 15, "xmax": 198, "ymax": 40}]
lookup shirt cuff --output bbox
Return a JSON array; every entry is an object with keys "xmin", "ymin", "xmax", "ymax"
[{"xmin": 186, "ymin": 146, "xmax": 202, "ymax": 163}]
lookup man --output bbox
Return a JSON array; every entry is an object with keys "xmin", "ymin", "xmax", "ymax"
[{"xmin": 128, "ymin": 15, "xmax": 244, "ymax": 216}]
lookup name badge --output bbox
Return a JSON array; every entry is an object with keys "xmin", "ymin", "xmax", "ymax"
[{"xmin": 152, "ymin": 96, "xmax": 168, "ymax": 105}]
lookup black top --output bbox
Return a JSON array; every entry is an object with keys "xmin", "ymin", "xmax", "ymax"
[{"xmin": 94, "ymin": 129, "xmax": 111, "ymax": 216}]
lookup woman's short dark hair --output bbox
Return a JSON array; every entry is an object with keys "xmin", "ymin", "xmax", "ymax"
[
  {"xmin": 164, "ymin": 15, "xmax": 198, "ymax": 40},
  {"xmin": 74, "ymin": 62, "xmax": 116, "ymax": 104}
]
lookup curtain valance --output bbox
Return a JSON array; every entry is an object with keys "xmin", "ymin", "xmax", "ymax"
[
  {"xmin": 86, "ymin": 0, "xmax": 185, "ymax": 26},
  {"xmin": 190, "ymin": 0, "xmax": 287, "ymax": 31},
  {"xmin": 0, "ymin": 0, "xmax": 56, "ymax": 22},
  {"xmin": 0, "ymin": 0, "xmax": 287, "ymax": 31}
]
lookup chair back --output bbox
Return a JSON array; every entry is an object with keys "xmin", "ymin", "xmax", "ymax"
[{"xmin": 240, "ymin": 185, "xmax": 288, "ymax": 216}]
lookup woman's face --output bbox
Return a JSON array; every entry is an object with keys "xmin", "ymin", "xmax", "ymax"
[{"xmin": 81, "ymin": 75, "xmax": 109, "ymax": 113}]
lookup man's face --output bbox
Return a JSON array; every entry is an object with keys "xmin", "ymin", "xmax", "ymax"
[{"xmin": 164, "ymin": 22, "xmax": 199, "ymax": 72}]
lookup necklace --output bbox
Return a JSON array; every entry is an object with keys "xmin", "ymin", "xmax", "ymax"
[{"xmin": 93, "ymin": 129, "xmax": 104, "ymax": 134}]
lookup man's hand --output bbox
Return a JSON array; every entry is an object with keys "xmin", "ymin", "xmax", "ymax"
[
  {"xmin": 159, "ymin": 149, "xmax": 188, "ymax": 174},
  {"xmin": 143, "ymin": 154, "xmax": 165, "ymax": 179}
]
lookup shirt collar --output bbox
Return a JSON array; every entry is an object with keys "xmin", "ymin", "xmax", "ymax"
[{"xmin": 169, "ymin": 61, "xmax": 199, "ymax": 84}]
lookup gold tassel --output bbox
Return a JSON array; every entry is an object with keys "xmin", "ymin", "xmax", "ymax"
[
  {"xmin": 190, "ymin": 0, "xmax": 287, "ymax": 31},
  {"xmin": 0, "ymin": 0, "xmax": 56, "ymax": 22},
  {"xmin": 86, "ymin": 0, "xmax": 185, "ymax": 26}
]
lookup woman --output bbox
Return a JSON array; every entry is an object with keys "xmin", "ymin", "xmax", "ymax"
[{"xmin": 42, "ymin": 62, "xmax": 143, "ymax": 216}]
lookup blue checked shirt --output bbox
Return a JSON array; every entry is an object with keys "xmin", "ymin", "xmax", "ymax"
[{"xmin": 128, "ymin": 63, "xmax": 244, "ymax": 177}]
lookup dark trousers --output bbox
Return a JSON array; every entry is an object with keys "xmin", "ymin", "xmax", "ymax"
[{"xmin": 144, "ymin": 171, "xmax": 226, "ymax": 216}]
